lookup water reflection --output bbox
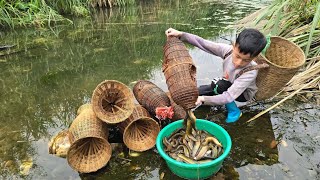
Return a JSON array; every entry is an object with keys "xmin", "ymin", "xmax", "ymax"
[
  {"xmin": 80, "ymin": 148, "xmax": 161, "ymax": 180},
  {"xmin": 0, "ymin": 0, "xmax": 273, "ymax": 179}
]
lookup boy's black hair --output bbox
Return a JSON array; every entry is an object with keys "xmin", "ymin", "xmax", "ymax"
[{"xmin": 235, "ymin": 28, "xmax": 267, "ymax": 57}]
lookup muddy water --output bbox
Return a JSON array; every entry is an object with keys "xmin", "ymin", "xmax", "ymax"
[{"xmin": 1, "ymin": 0, "xmax": 319, "ymax": 179}]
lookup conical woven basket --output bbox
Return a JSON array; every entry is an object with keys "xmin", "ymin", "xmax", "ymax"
[
  {"xmin": 166, "ymin": 92, "xmax": 186, "ymax": 121},
  {"xmin": 77, "ymin": 103, "xmax": 92, "ymax": 116},
  {"xmin": 254, "ymin": 36, "xmax": 305, "ymax": 100},
  {"xmin": 133, "ymin": 80, "xmax": 171, "ymax": 116},
  {"xmin": 118, "ymin": 105, "xmax": 160, "ymax": 152},
  {"xmin": 67, "ymin": 105, "xmax": 112, "ymax": 173},
  {"xmin": 163, "ymin": 37, "xmax": 198, "ymax": 110},
  {"xmin": 92, "ymin": 80, "xmax": 135, "ymax": 124}
]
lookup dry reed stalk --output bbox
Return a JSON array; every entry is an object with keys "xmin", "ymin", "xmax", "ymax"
[
  {"xmin": 284, "ymin": 57, "xmax": 320, "ymax": 91},
  {"xmin": 306, "ymin": 56, "xmax": 320, "ymax": 69},
  {"xmin": 246, "ymin": 75, "xmax": 320, "ymax": 123}
]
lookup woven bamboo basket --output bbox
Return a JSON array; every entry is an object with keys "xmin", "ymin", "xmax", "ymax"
[
  {"xmin": 171, "ymin": 103, "xmax": 187, "ymax": 121},
  {"xmin": 118, "ymin": 105, "xmax": 160, "ymax": 152},
  {"xmin": 77, "ymin": 103, "xmax": 92, "ymax": 116},
  {"xmin": 133, "ymin": 80, "xmax": 171, "ymax": 116},
  {"xmin": 67, "ymin": 105, "xmax": 111, "ymax": 173},
  {"xmin": 166, "ymin": 92, "xmax": 186, "ymax": 121},
  {"xmin": 163, "ymin": 37, "xmax": 198, "ymax": 110},
  {"xmin": 92, "ymin": 80, "xmax": 135, "ymax": 124},
  {"xmin": 254, "ymin": 36, "xmax": 305, "ymax": 100}
]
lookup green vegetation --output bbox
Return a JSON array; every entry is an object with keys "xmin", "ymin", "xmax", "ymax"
[
  {"xmin": 0, "ymin": 0, "xmax": 136, "ymax": 29},
  {"xmin": 236, "ymin": 0, "xmax": 320, "ymax": 58},
  {"xmin": 0, "ymin": 0, "xmax": 71, "ymax": 29},
  {"xmin": 46, "ymin": 0, "xmax": 89, "ymax": 16}
]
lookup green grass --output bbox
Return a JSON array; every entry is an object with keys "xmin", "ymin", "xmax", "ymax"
[
  {"xmin": 305, "ymin": 2, "xmax": 320, "ymax": 57},
  {"xmin": 0, "ymin": 0, "xmax": 137, "ymax": 30},
  {"xmin": 0, "ymin": 0, "xmax": 71, "ymax": 29}
]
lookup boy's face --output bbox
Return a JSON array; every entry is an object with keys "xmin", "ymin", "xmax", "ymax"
[{"xmin": 232, "ymin": 44, "xmax": 256, "ymax": 68}]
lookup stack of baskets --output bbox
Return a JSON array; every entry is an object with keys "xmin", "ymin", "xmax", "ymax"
[
  {"xmin": 65, "ymin": 80, "xmax": 161, "ymax": 173},
  {"xmin": 162, "ymin": 37, "xmax": 198, "ymax": 110}
]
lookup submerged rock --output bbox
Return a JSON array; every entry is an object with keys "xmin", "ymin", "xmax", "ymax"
[
  {"xmin": 19, "ymin": 157, "xmax": 33, "ymax": 176},
  {"xmin": 48, "ymin": 130, "xmax": 70, "ymax": 158}
]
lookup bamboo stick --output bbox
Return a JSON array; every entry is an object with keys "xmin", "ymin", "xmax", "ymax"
[{"xmin": 246, "ymin": 75, "xmax": 320, "ymax": 123}]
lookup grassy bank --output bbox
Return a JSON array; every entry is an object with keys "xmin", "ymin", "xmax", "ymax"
[{"xmin": 0, "ymin": 0, "xmax": 135, "ymax": 29}]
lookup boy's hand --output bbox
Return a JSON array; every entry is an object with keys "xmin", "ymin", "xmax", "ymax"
[
  {"xmin": 165, "ymin": 28, "xmax": 183, "ymax": 38},
  {"xmin": 195, "ymin": 96, "xmax": 205, "ymax": 106}
]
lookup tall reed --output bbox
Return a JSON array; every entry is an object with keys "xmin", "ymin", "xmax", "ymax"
[
  {"xmin": 0, "ymin": 0, "xmax": 70, "ymax": 29},
  {"xmin": 46, "ymin": 0, "xmax": 89, "ymax": 16},
  {"xmin": 235, "ymin": 0, "xmax": 320, "ymax": 58},
  {"xmin": 235, "ymin": 0, "xmax": 320, "ymax": 93}
]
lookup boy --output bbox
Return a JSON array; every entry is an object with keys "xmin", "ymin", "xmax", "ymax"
[{"xmin": 165, "ymin": 28, "xmax": 267, "ymax": 123}]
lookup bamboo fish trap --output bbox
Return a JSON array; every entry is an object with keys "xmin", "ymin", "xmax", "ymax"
[
  {"xmin": 166, "ymin": 92, "xmax": 187, "ymax": 121},
  {"xmin": 92, "ymin": 80, "xmax": 135, "ymax": 124},
  {"xmin": 133, "ymin": 80, "xmax": 171, "ymax": 116},
  {"xmin": 118, "ymin": 105, "xmax": 160, "ymax": 152},
  {"xmin": 67, "ymin": 104, "xmax": 111, "ymax": 173},
  {"xmin": 162, "ymin": 37, "xmax": 198, "ymax": 110}
]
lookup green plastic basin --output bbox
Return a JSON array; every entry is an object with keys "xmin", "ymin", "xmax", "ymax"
[{"xmin": 156, "ymin": 119, "xmax": 232, "ymax": 180}]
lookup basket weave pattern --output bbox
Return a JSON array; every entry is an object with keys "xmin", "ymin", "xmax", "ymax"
[
  {"xmin": 133, "ymin": 80, "xmax": 170, "ymax": 115},
  {"xmin": 119, "ymin": 105, "xmax": 160, "ymax": 152},
  {"xmin": 255, "ymin": 37, "xmax": 305, "ymax": 100},
  {"xmin": 166, "ymin": 92, "xmax": 186, "ymax": 121},
  {"xmin": 67, "ymin": 106, "xmax": 111, "ymax": 173},
  {"xmin": 92, "ymin": 80, "xmax": 134, "ymax": 124},
  {"xmin": 163, "ymin": 37, "xmax": 198, "ymax": 109},
  {"xmin": 77, "ymin": 103, "xmax": 92, "ymax": 116}
]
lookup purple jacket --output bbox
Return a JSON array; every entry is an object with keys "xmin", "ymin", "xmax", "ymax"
[{"xmin": 180, "ymin": 32, "xmax": 258, "ymax": 105}]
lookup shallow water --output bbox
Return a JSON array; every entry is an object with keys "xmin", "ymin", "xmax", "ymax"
[{"xmin": 1, "ymin": 0, "xmax": 319, "ymax": 179}]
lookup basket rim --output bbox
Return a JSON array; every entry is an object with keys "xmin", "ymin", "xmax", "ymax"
[
  {"xmin": 92, "ymin": 79, "xmax": 135, "ymax": 124},
  {"xmin": 123, "ymin": 117, "xmax": 159, "ymax": 135},
  {"xmin": 67, "ymin": 135, "xmax": 111, "ymax": 172},
  {"xmin": 123, "ymin": 117, "xmax": 160, "ymax": 151},
  {"xmin": 260, "ymin": 36, "xmax": 306, "ymax": 69}
]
